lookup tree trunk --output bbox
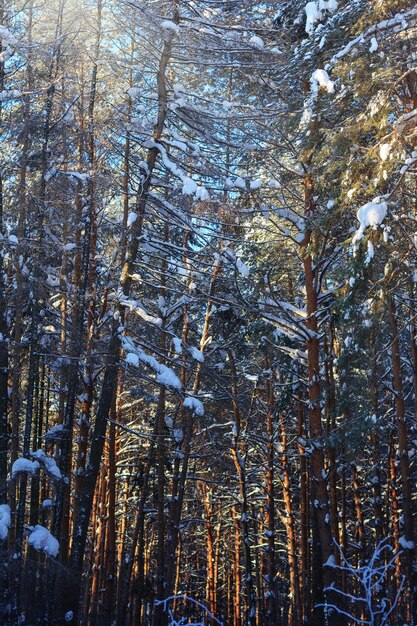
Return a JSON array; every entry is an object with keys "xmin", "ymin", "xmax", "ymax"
[
  {"xmin": 301, "ymin": 169, "xmax": 336, "ymax": 625},
  {"xmin": 388, "ymin": 294, "xmax": 415, "ymax": 619}
]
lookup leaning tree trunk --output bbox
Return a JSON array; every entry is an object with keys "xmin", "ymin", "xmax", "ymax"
[{"xmin": 67, "ymin": 9, "xmax": 178, "ymax": 620}]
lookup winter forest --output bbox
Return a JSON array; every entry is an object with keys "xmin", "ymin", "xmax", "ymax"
[{"xmin": 2, "ymin": 0, "xmax": 417, "ymax": 624}]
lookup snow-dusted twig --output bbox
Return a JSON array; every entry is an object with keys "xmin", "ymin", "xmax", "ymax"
[
  {"xmin": 319, "ymin": 540, "xmax": 404, "ymax": 626},
  {"xmin": 154, "ymin": 595, "xmax": 223, "ymax": 626}
]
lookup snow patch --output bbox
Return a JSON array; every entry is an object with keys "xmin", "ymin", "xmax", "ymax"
[
  {"xmin": 353, "ymin": 198, "xmax": 388, "ymax": 244},
  {"xmin": 399, "ymin": 536, "xmax": 415, "ymax": 550},
  {"xmin": 125, "ymin": 352, "xmax": 139, "ymax": 367},
  {"xmin": 127, "ymin": 212, "xmax": 138, "ymax": 227},
  {"xmin": 234, "ymin": 176, "xmax": 246, "ymax": 189},
  {"xmin": 161, "ymin": 20, "xmax": 179, "ymax": 35},
  {"xmin": 379, "ymin": 143, "xmax": 391, "ymax": 162},
  {"xmin": 182, "ymin": 177, "xmax": 197, "ymax": 195},
  {"xmin": 305, "ymin": 2, "xmax": 322, "ymax": 35},
  {"xmin": 27, "ymin": 525, "xmax": 59, "ymax": 557},
  {"xmin": 311, "ymin": 69, "xmax": 334, "ymax": 94},
  {"xmin": 0, "ymin": 89, "xmax": 21, "ymax": 102},
  {"xmin": 190, "ymin": 347, "xmax": 204, "ymax": 363},
  {"xmin": 172, "ymin": 337, "xmax": 182, "ymax": 354},
  {"xmin": 164, "ymin": 415, "xmax": 174, "ymax": 429},
  {"xmin": 369, "ymin": 37, "xmax": 378, "ymax": 52},
  {"xmin": 236, "ymin": 258, "xmax": 250, "ymax": 277},
  {"xmin": 123, "ymin": 339, "xmax": 182, "ymax": 390},
  {"xmin": 156, "ymin": 367, "xmax": 181, "ymax": 389},
  {"xmin": 305, "ymin": 1, "xmax": 337, "ymax": 35},
  {"xmin": 30, "ymin": 449, "xmax": 62, "ymax": 480},
  {"xmin": 324, "ymin": 554, "xmax": 337, "ymax": 567},
  {"xmin": 249, "ymin": 35, "xmax": 264, "ymax": 49},
  {"xmin": 126, "ymin": 87, "xmax": 140, "ymax": 98},
  {"xmin": 0, "ymin": 24, "xmax": 18, "ymax": 62},
  {"xmin": 12, "ymin": 458, "xmax": 40, "ymax": 478},
  {"xmin": 195, "ymin": 186, "xmax": 210, "ymax": 201},
  {"xmin": 45, "ymin": 424, "xmax": 65, "ymax": 440},
  {"xmin": 0, "ymin": 504, "xmax": 11, "ymax": 540},
  {"xmin": 365, "ymin": 240, "xmax": 374, "ymax": 265},
  {"xmin": 120, "ymin": 298, "xmax": 162, "ymax": 326},
  {"xmin": 183, "ymin": 396, "xmax": 204, "ymax": 416}
]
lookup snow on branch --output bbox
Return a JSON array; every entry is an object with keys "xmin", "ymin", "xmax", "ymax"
[
  {"xmin": 304, "ymin": 1, "xmax": 338, "ymax": 36},
  {"xmin": 183, "ymin": 396, "xmax": 204, "ymax": 416},
  {"xmin": 311, "ymin": 69, "xmax": 334, "ymax": 94},
  {"xmin": 144, "ymin": 141, "xmax": 201, "ymax": 197},
  {"xmin": 44, "ymin": 424, "xmax": 65, "ymax": 440},
  {"xmin": 352, "ymin": 197, "xmax": 388, "ymax": 247},
  {"xmin": 260, "ymin": 296, "xmax": 316, "ymax": 342},
  {"xmin": 11, "ymin": 450, "xmax": 63, "ymax": 482},
  {"xmin": 30, "ymin": 449, "xmax": 62, "ymax": 481},
  {"xmin": 122, "ymin": 336, "xmax": 182, "ymax": 390},
  {"xmin": 301, "ymin": 7, "xmax": 417, "ymax": 129},
  {"xmin": 120, "ymin": 297, "xmax": 163, "ymax": 326},
  {"xmin": 327, "ymin": 7, "xmax": 417, "ymax": 69},
  {"xmin": 27, "ymin": 525, "xmax": 59, "ymax": 558},
  {"xmin": 0, "ymin": 24, "xmax": 18, "ymax": 62},
  {"xmin": 11, "ymin": 458, "xmax": 40, "ymax": 478},
  {"xmin": 221, "ymin": 247, "xmax": 250, "ymax": 278},
  {"xmin": 0, "ymin": 504, "xmax": 11, "ymax": 541}
]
